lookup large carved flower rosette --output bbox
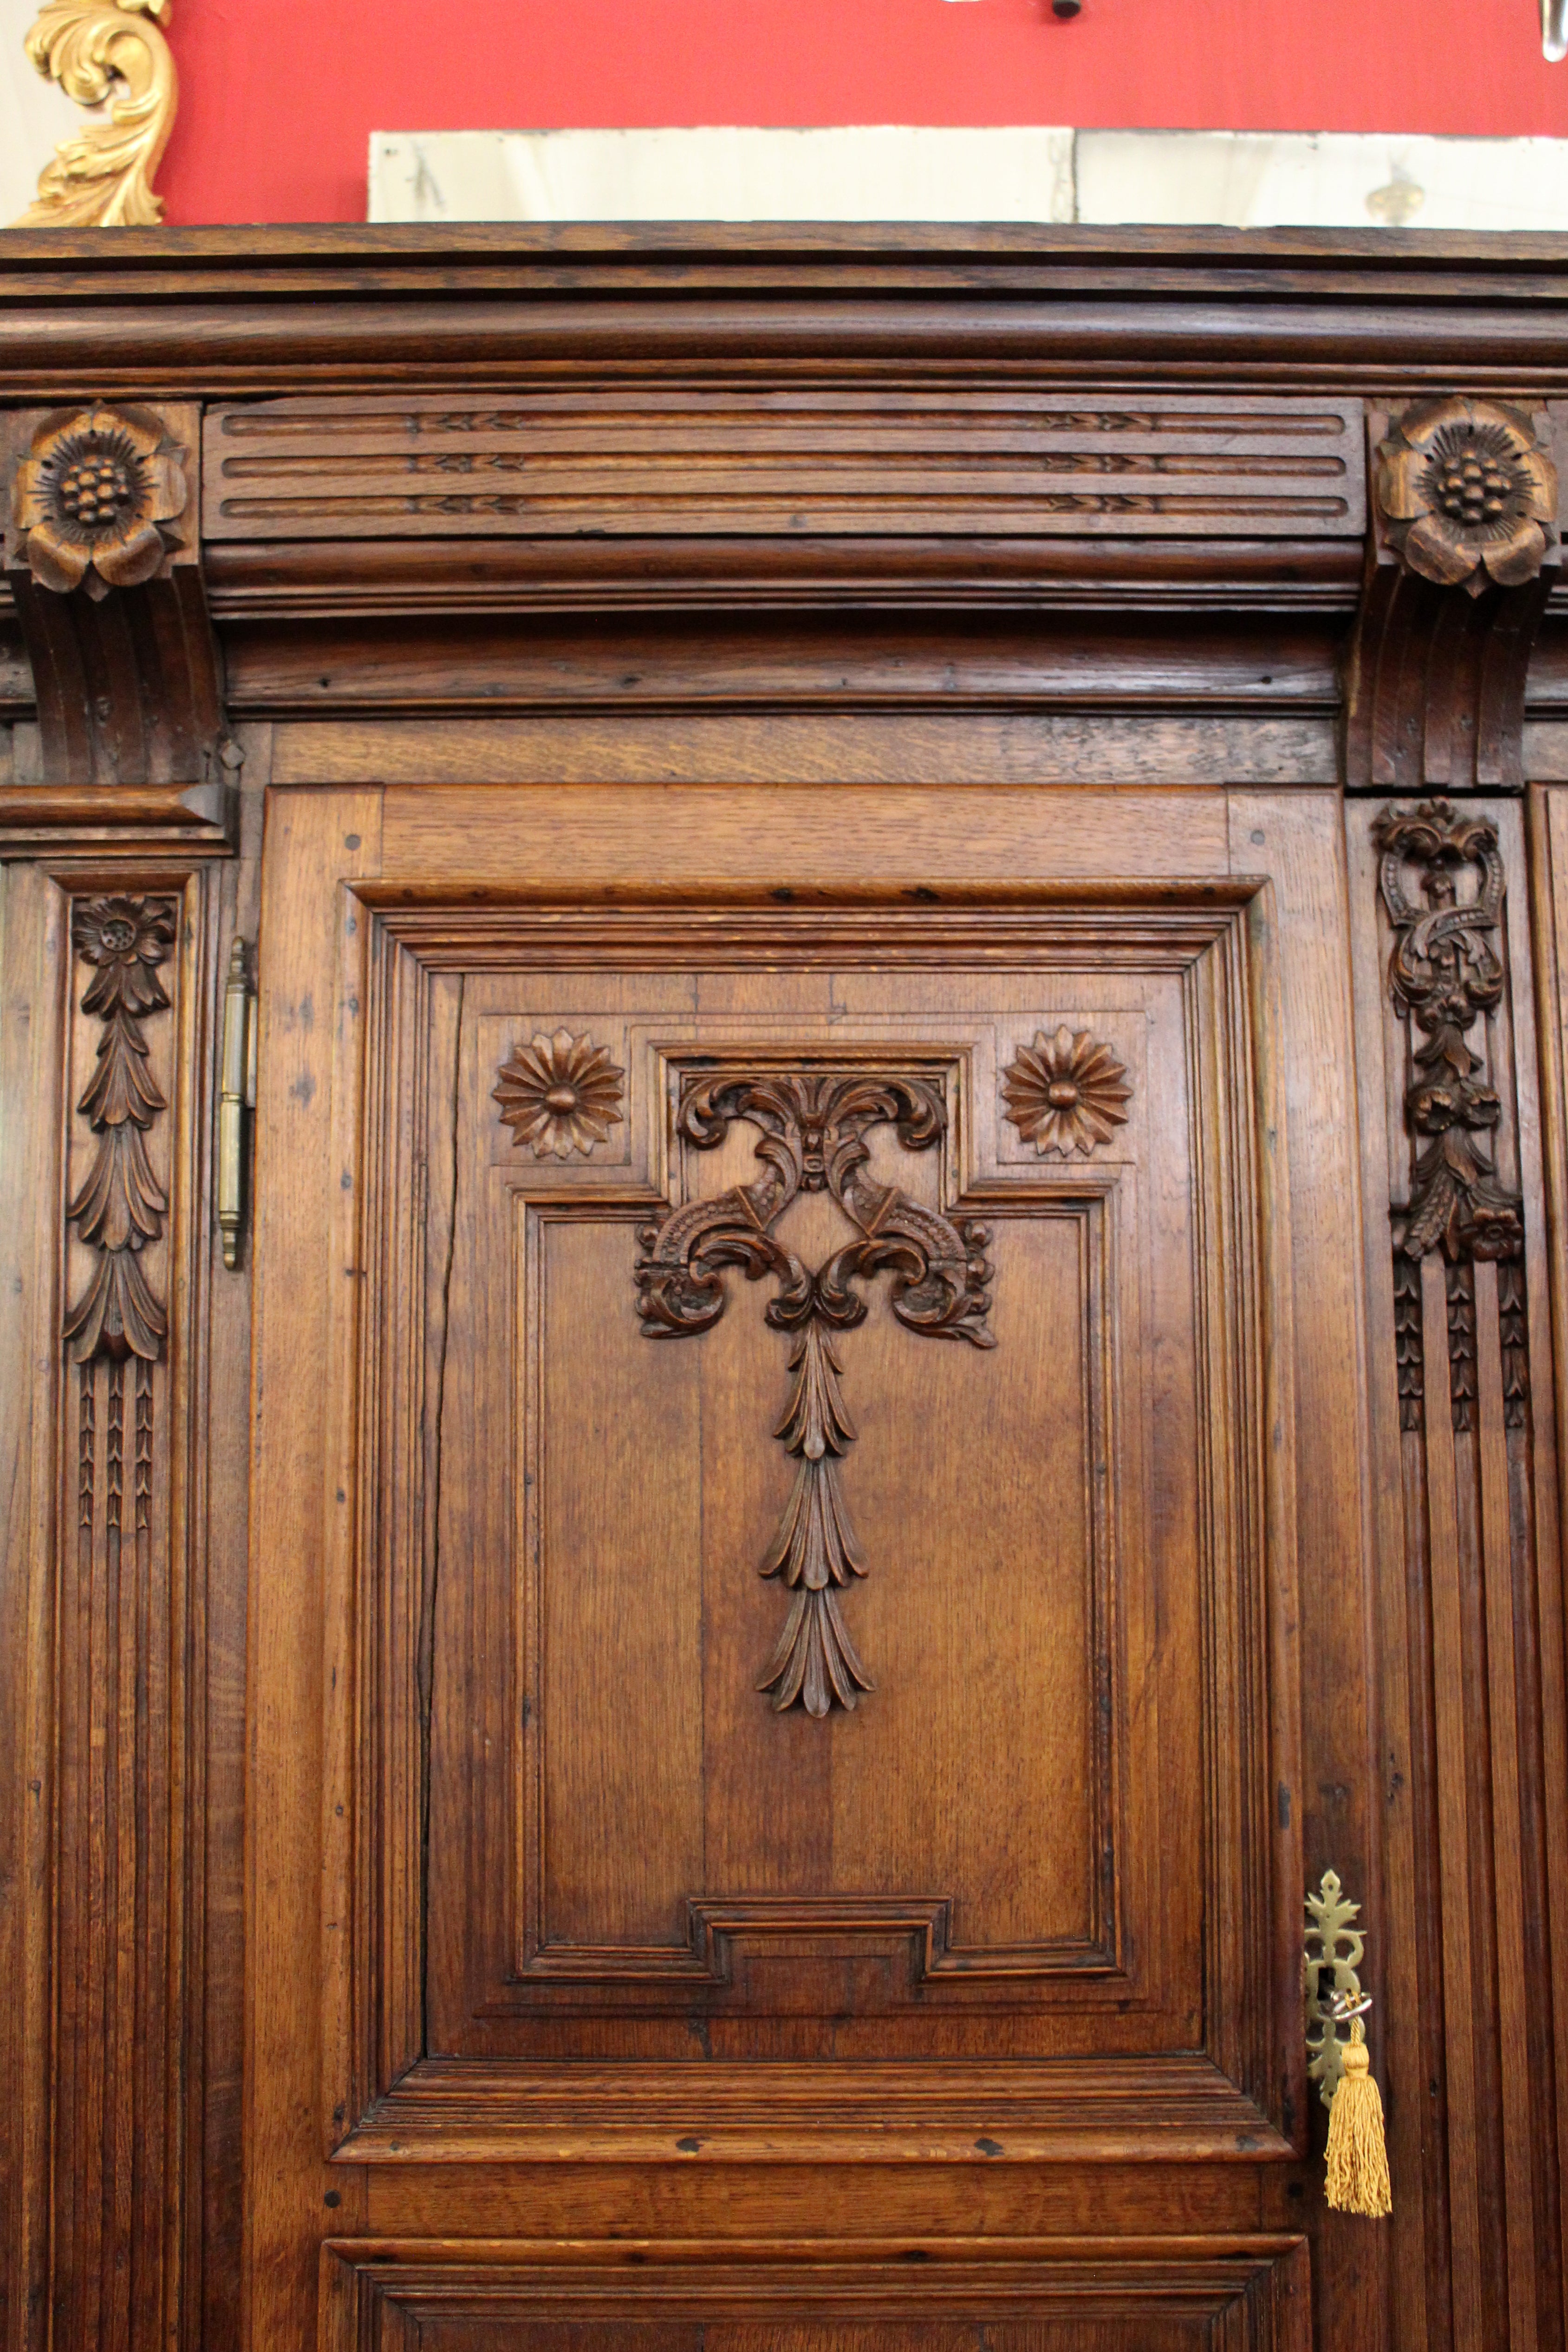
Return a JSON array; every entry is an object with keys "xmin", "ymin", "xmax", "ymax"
[
  {"xmin": 493, "ymin": 1028, "xmax": 625, "ymax": 1160},
  {"xmin": 1002, "ymin": 1026, "xmax": 1132, "ymax": 1158},
  {"xmin": 1378, "ymin": 397, "xmax": 1559, "ymax": 598},
  {"xmin": 10, "ymin": 403, "xmax": 187, "ymax": 599}
]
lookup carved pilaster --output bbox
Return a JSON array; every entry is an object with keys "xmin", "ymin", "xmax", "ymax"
[
  {"xmin": 1345, "ymin": 397, "xmax": 1560, "ymax": 793},
  {"xmin": 4, "ymin": 873, "xmax": 219, "ymax": 2352},
  {"xmin": 1, "ymin": 400, "xmax": 234, "ymax": 812},
  {"xmin": 1359, "ymin": 796, "xmax": 1562, "ymax": 2348}
]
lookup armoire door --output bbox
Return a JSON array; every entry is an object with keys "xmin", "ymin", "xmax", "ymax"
[{"xmin": 246, "ymin": 779, "xmax": 1382, "ymax": 2352}]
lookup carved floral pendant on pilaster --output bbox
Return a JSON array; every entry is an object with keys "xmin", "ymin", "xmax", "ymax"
[
  {"xmin": 1373, "ymin": 800, "xmax": 1528, "ymax": 1431},
  {"xmin": 64, "ymin": 892, "xmax": 176, "ymax": 1533}
]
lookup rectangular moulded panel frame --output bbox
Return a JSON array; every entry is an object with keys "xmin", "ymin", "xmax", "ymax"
[{"xmin": 329, "ymin": 882, "xmax": 1302, "ymax": 2166}]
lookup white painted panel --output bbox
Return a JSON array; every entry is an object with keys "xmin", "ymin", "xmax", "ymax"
[
  {"xmin": 1, "ymin": 0, "xmax": 89, "ymax": 224},
  {"xmin": 368, "ymin": 125, "xmax": 1076, "ymax": 224},
  {"xmin": 1076, "ymin": 129, "xmax": 1568, "ymax": 231}
]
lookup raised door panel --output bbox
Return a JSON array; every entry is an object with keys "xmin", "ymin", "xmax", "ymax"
[
  {"xmin": 245, "ymin": 783, "xmax": 1368, "ymax": 2352},
  {"xmin": 319, "ymin": 2241, "xmax": 1312, "ymax": 2352},
  {"xmin": 338, "ymin": 877, "xmax": 1297, "ymax": 2154}
]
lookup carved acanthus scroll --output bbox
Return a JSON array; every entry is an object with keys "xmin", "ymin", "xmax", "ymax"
[
  {"xmin": 15, "ymin": 0, "xmax": 177, "ymax": 227},
  {"xmin": 635, "ymin": 1072, "xmax": 995, "ymax": 1716},
  {"xmin": 1373, "ymin": 801, "xmax": 1526, "ymax": 1432}
]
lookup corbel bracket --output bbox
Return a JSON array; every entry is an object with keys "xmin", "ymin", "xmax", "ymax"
[
  {"xmin": 1344, "ymin": 396, "xmax": 1560, "ymax": 793},
  {"xmin": 2, "ymin": 400, "xmax": 235, "ymax": 816}
]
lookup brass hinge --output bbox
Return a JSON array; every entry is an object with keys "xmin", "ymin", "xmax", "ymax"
[{"xmin": 218, "ymin": 938, "xmax": 255, "ymax": 1271}]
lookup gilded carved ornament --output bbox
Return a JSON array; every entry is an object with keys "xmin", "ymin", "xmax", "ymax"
[{"xmin": 13, "ymin": 0, "xmax": 176, "ymax": 227}]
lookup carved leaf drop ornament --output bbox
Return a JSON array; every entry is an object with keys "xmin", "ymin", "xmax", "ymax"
[
  {"xmin": 1377, "ymin": 396, "xmax": 1558, "ymax": 597},
  {"xmin": 635, "ymin": 1072, "xmax": 995, "ymax": 1716},
  {"xmin": 758, "ymin": 1323, "xmax": 872, "ymax": 1715},
  {"xmin": 63, "ymin": 894, "xmax": 175, "ymax": 1562},
  {"xmin": 1002, "ymin": 1026, "xmax": 1131, "ymax": 1157},
  {"xmin": 493, "ymin": 1029, "xmax": 625, "ymax": 1159},
  {"xmin": 1374, "ymin": 802, "xmax": 1522, "ymax": 1266},
  {"xmin": 1373, "ymin": 799, "xmax": 1528, "ymax": 1433},
  {"xmin": 63, "ymin": 896, "xmax": 175, "ymax": 1366},
  {"xmin": 11, "ymin": 404, "xmax": 188, "ymax": 599}
]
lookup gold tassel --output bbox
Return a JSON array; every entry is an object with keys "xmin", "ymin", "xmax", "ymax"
[{"xmin": 1324, "ymin": 2017, "xmax": 1392, "ymax": 2217}]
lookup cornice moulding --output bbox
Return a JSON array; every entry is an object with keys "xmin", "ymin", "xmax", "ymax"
[{"xmin": 7, "ymin": 230, "xmax": 1568, "ymax": 398}]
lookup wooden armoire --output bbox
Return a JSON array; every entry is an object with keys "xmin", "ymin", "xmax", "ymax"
[{"xmin": 2, "ymin": 226, "xmax": 1567, "ymax": 2352}]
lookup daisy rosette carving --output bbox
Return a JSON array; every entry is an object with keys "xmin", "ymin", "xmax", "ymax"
[
  {"xmin": 1378, "ymin": 396, "xmax": 1559, "ymax": 598},
  {"xmin": 493, "ymin": 1029, "xmax": 625, "ymax": 1160},
  {"xmin": 11, "ymin": 403, "xmax": 188, "ymax": 599},
  {"xmin": 1002, "ymin": 1025, "xmax": 1132, "ymax": 1158},
  {"xmin": 73, "ymin": 893, "xmax": 177, "ymax": 1018}
]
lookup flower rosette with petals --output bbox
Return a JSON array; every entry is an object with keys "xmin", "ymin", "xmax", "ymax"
[
  {"xmin": 11, "ymin": 403, "xmax": 187, "ymax": 599},
  {"xmin": 73, "ymin": 894, "xmax": 177, "ymax": 1017},
  {"xmin": 1378, "ymin": 396, "xmax": 1559, "ymax": 598},
  {"xmin": 1002, "ymin": 1025, "xmax": 1132, "ymax": 1158},
  {"xmin": 492, "ymin": 1028, "xmax": 625, "ymax": 1160}
]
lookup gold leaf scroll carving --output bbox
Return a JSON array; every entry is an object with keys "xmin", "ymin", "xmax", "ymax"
[{"xmin": 14, "ymin": 0, "xmax": 176, "ymax": 228}]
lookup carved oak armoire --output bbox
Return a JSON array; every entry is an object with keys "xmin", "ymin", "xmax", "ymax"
[{"xmin": 3, "ymin": 226, "xmax": 1568, "ymax": 2352}]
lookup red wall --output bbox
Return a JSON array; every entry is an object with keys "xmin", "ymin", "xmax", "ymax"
[{"xmin": 159, "ymin": 0, "xmax": 1568, "ymax": 224}]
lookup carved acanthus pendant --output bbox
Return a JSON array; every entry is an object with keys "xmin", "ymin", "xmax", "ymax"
[
  {"xmin": 636, "ymin": 1072, "xmax": 995, "ymax": 1716},
  {"xmin": 1373, "ymin": 800, "xmax": 1527, "ymax": 1432},
  {"xmin": 62, "ymin": 894, "xmax": 175, "ymax": 1532}
]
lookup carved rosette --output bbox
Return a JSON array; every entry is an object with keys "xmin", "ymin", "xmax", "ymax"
[
  {"xmin": 1373, "ymin": 801, "xmax": 1526, "ymax": 1433},
  {"xmin": 10, "ymin": 404, "xmax": 188, "ymax": 599},
  {"xmin": 493, "ymin": 1029, "xmax": 625, "ymax": 1159},
  {"xmin": 1002, "ymin": 1027, "xmax": 1131, "ymax": 1156},
  {"xmin": 1376, "ymin": 397, "xmax": 1558, "ymax": 598},
  {"xmin": 634, "ymin": 1072, "xmax": 995, "ymax": 1716}
]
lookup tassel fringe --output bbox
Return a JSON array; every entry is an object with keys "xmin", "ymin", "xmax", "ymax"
[{"xmin": 1325, "ymin": 2018, "xmax": 1392, "ymax": 2218}]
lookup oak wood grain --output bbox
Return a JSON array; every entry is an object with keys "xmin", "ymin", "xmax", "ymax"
[
  {"xmin": 244, "ymin": 787, "xmax": 382, "ymax": 2342},
  {"xmin": 7, "ymin": 227, "xmax": 1568, "ymax": 397},
  {"xmin": 238, "ymin": 782, "xmax": 1354, "ymax": 2352},
  {"xmin": 272, "ymin": 715, "xmax": 1340, "ymax": 788},
  {"xmin": 7, "ymin": 222, "xmax": 1568, "ymax": 2352}
]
